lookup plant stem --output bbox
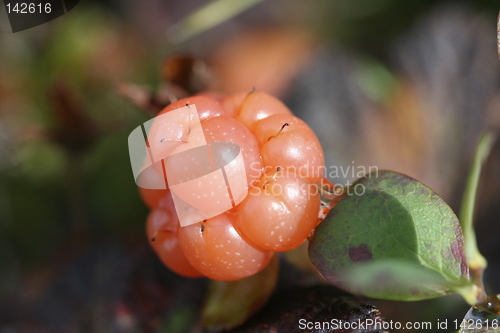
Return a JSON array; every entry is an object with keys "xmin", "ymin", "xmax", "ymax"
[
  {"xmin": 317, "ymin": 178, "xmax": 346, "ymax": 222},
  {"xmin": 167, "ymin": 0, "xmax": 264, "ymax": 43},
  {"xmin": 458, "ymin": 131, "xmax": 496, "ymax": 304},
  {"xmin": 475, "ymin": 294, "xmax": 500, "ymax": 315}
]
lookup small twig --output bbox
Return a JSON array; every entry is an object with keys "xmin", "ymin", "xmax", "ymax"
[{"xmin": 116, "ymin": 82, "xmax": 188, "ymax": 116}]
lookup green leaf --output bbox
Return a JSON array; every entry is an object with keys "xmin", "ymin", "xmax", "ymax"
[
  {"xmin": 201, "ymin": 256, "xmax": 279, "ymax": 331},
  {"xmin": 309, "ymin": 170, "xmax": 469, "ymax": 301},
  {"xmin": 335, "ymin": 259, "xmax": 469, "ymax": 301}
]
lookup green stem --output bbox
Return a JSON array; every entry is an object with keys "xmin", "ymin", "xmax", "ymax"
[
  {"xmin": 458, "ymin": 131, "xmax": 496, "ymax": 304},
  {"xmin": 167, "ymin": 0, "xmax": 264, "ymax": 43}
]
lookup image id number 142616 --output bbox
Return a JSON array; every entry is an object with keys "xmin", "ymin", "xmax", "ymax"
[{"xmin": 5, "ymin": 2, "xmax": 51, "ymax": 13}]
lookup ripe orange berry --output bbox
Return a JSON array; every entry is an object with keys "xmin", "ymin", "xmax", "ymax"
[
  {"xmin": 236, "ymin": 169, "xmax": 320, "ymax": 252},
  {"xmin": 138, "ymin": 92, "xmax": 326, "ymax": 282},
  {"xmin": 253, "ymin": 114, "xmax": 325, "ymax": 183},
  {"xmin": 222, "ymin": 91, "xmax": 292, "ymax": 130},
  {"xmin": 146, "ymin": 194, "xmax": 203, "ymax": 278},
  {"xmin": 177, "ymin": 212, "xmax": 274, "ymax": 281}
]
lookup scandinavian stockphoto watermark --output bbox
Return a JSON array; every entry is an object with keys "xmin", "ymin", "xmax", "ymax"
[
  {"xmin": 247, "ymin": 162, "xmax": 378, "ymax": 197},
  {"xmin": 128, "ymin": 104, "xmax": 377, "ymax": 227}
]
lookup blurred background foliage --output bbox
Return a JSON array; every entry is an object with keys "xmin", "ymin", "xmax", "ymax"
[{"xmin": 1, "ymin": 0, "xmax": 500, "ymax": 332}]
